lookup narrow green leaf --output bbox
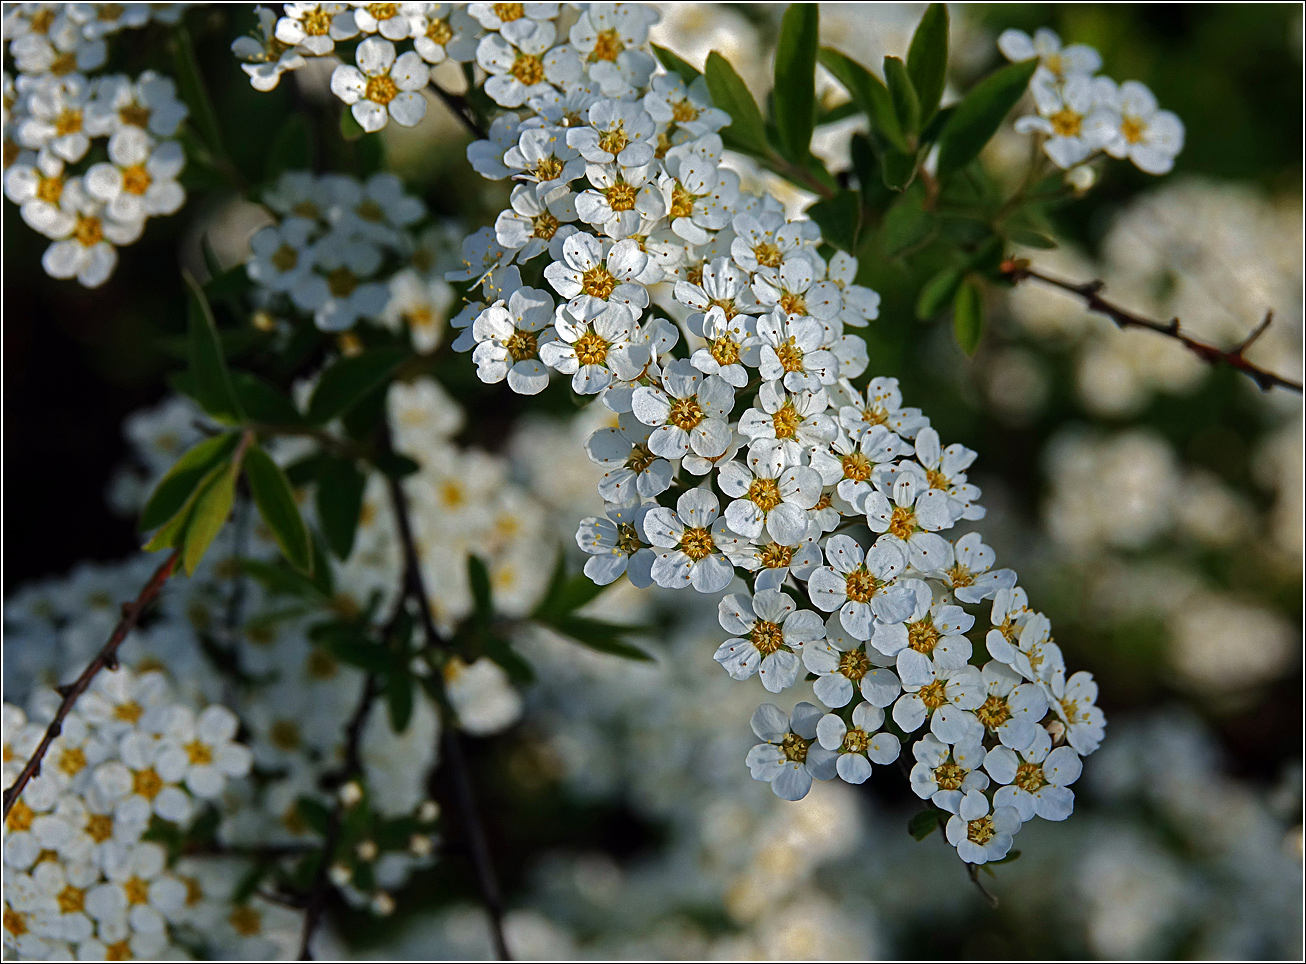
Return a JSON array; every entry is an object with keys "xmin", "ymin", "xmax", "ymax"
[
  {"xmin": 1007, "ymin": 228, "xmax": 1058, "ymax": 249},
  {"xmin": 483, "ymin": 635, "xmax": 535, "ymax": 685},
  {"xmin": 909, "ymin": 808, "xmax": 941, "ymax": 840},
  {"xmin": 184, "ymin": 272, "xmax": 244, "ymax": 424},
  {"xmin": 316, "ymin": 456, "xmax": 367, "ymax": 560},
  {"xmin": 816, "ymin": 100, "xmax": 860, "ymax": 126},
  {"xmin": 467, "ymin": 555, "xmax": 494, "ymax": 631},
  {"xmin": 306, "ymin": 348, "xmax": 407, "ymax": 425},
  {"xmin": 240, "ymin": 558, "xmax": 326, "ymax": 599},
  {"xmin": 371, "ymin": 451, "xmax": 421, "ymax": 479},
  {"xmin": 806, "ymin": 190, "xmax": 861, "ymax": 252},
  {"xmin": 881, "ymin": 147, "xmax": 918, "ymax": 191},
  {"xmin": 339, "ymin": 107, "xmax": 365, "ymax": 141},
  {"xmin": 936, "ymin": 58, "xmax": 1038, "ymax": 180},
  {"xmin": 883, "ymin": 56, "xmax": 920, "ymax": 137},
  {"xmin": 183, "ymin": 459, "xmax": 239, "ymax": 576},
  {"xmin": 879, "ymin": 182, "xmax": 934, "ymax": 256},
  {"xmin": 915, "ymin": 267, "xmax": 963, "ymax": 319},
  {"xmin": 651, "ymin": 43, "xmax": 701, "ymax": 84},
  {"xmin": 296, "ymin": 797, "xmax": 331, "ymax": 836},
  {"xmin": 245, "ymin": 446, "xmax": 313, "ymax": 573},
  {"xmin": 953, "ymin": 279, "xmax": 984, "ymax": 355},
  {"xmin": 532, "ymin": 565, "xmax": 609, "ymax": 622},
  {"xmin": 139, "ymin": 432, "xmax": 239, "ymax": 532},
  {"xmin": 230, "ymin": 372, "xmax": 303, "ymax": 426},
  {"xmin": 264, "ymin": 114, "xmax": 313, "ymax": 181},
  {"xmin": 773, "ymin": 3, "xmax": 820, "ymax": 162},
  {"xmin": 143, "ymin": 458, "xmax": 229, "ymax": 552},
  {"xmin": 907, "ymin": 3, "xmax": 949, "ymax": 127},
  {"xmin": 385, "ymin": 670, "xmax": 414, "ymax": 733},
  {"xmin": 552, "ymin": 616, "xmax": 655, "ymax": 662},
  {"xmin": 704, "ymin": 51, "xmax": 769, "ymax": 157},
  {"xmin": 818, "ymin": 48, "xmax": 907, "ymax": 153}
]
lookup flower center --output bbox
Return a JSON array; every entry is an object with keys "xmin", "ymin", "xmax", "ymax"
[
  {"xmin": 747, "ymin": 477, "xmax": 783, "ymax": 511},
  {"xmin": 86, "ymin": 813, "xmax": 114, "ymax": 843},
  {"xmin": 759, "ymin": 542, "xmax": 794, "ymax": 569},
  {"xmin": 780, "ymin": 731, "xmax": 810, "ymax": 763},
  {"xmin": 3, "ymin": 908, "xmax": 26, "ymax": 936},
  {"xmin": 918, "ymin": 679, "xmax": 948, "ymax": 710},
  {"xmin": 35, "ymin": 173, "xmax": 63, "ymax": 203},
  {"xmin": 842, "ymin": 727, "xmax": 870, "ymax": 754},
  {"xmin": 684, "ymin": 264, "xmax": 704, "ymax": 287},
  {"xmin": 844, "ymin": 569, "xmax": 882, "ymax": 604},
  {"xmin": 74, "ymin": 214, "xmax": 103, "ymax": 247},
  {"xmin": 185, "ymin": 739, "xmax": 213, "ymax": 766},
  {"xmin": 356, "ymin": 199, "xmax": 386, "ymax": 222},
  {"xmin": 6, "ymin": 800, "xmax": 33, "ymax": 832},
  {"xmin": 132, "ymin": 768, "xmax": 164, "ymax": 800},
  {"xmin": 679, "ymin": 525, "xmax": 716, "ymax": 562},
  {"xmin": 671, "ymin": 98, "xmax": 700, "ymax": 123},
  {"xmin": 1015, "ymin": 761, "xmax": 1046, "ymax": 793},
  {"xmin": 124, "ymin": 876, "xmax": 150, "ymax": 906},
  {"xmin": 753, "ymin": 241, "xmax": 782, "ymax": 268},
  {"xmin": 1049, "ymin": 107, "xmax": 1082, "ymax": 137},
  {"xmin": 710, "ymin": 335, "xmax": 740, "ymax": 366},
  {"xmin": 302, "ymin": 7, "xmax": 332, "ymax": 34},
  {"xmin": 907, "ymin": 619, "xmax": 941, "ymax": 654},
  {"xmin": 56, "ymin": 884, "xmax": 85, "ymax": 914},
  {"xmin": 771, "ymin": 400, "xmax": 802, "ymax": 440},
  {"xmin": 774, "ymin": 336, "xmax": 805, "ymax": 373},
  {"xmin": 591, "ymin": 27, "xmax": 625, "ymax": 62},
  {"xmin": 365, "ymin": 73, "xmax": 399, "ymax": 106},
  {"xmin": 946, "ymin": 563, "xmax": 974, "ymax": 588},
  {"xmin": 750, "ymin": 619, "xmax": 785, "ymax": 656},
  {"xmin": 604, "ymin": 182, "xmax": 638, "ymax": 211},
  {"xmin": 367, "ymin": 2, "xmax": 398, "ymax": 20},
  {"xmin": 837, "ymin": 647, "xmax": 872, "ymax": 681},
  {"xmin": 670, "ymin": 183, "xmax": 698, "ymax": 220},
  {"xmin": 624, "ymin": 442, "xmax": 656, "ymax": 472},
  {"xmin": 58, "ymin": 746, "xmax": 86, "ymax": 775},
  {"xmin": 975, "ymin": 694, "xmax": 1012, "ymax": 730},
  {"xmin": 122, "ymin": 163, "xmax": 152, "ymax": 195},
  {"xmin": 667, "ymin": 395, "xmax": 705, "ymax": 430},
  {"xmin": 509, "ymin": 50, "xmax": 546, "ymax": 85},
  {"xmin": 493, "ymin": 2, "xmax": 525, "ymax": 20},
  {"xmin": 104, "ymin": 940, "xmax": 132, "ymax": 961},
  {"xmin": 533, "ymin": 155, "xmax": 563, "ymax": 180},
  {"xmin": 573, "ymin": 330, "xmax": 610, "ymax": 366},
  {"xmin": 580, "ymin": 264, "xmax": 616, "ymax": 300},
  {"xmin": 616, "ymin": 522, "xmax": 642, "ymax": 554},
  {"xmin": 1120, "ymin": 115, "xmax": 1146, "ymax": 144},
  {"xmin": 967, "ymin": 815, "xmax": 996, "ymax": 845},
  {"xmin": 426, "ymin": 16, "xmax": 453, "ymax": 44},
  {"xmin": 50, "ymin": 52, "xmax": 78, "ymax": 76},
  {"xmin": 55, "ymin": 108, "xmax": 83, "ymax": 137},
  {"xmin": 840, "ymin": 451, "xmax": 872, "ymax": 481},
  {"xmin": 270, "ymin": 243, "xmax": 300, "ymax": 272},
  {"xmin": 29, "ymin": 9, "xmax": 56, "ymax": 32},
  {"xmin": 117, "ymin": 102, "xmax": 152, "ymax": 129},
  {"xmin": 887, "ymin": 505, "xmax": 917, "ymax": 540},
  {"xmin": 270, "ymin": 719, "xmax": 301, "ymax": 751},
  {"xmin": 933, "ymin": 761, "xmax": 966, "ymax": 790},
  {"xmin": 326, "ymin": 266, "xmax": 358, "ymax": 297},
  {"xmin": 597, "ymin": 125, "xmax": 628, "ymax": 156},
  {"xmin": 532, "ymin": 210, "xmax": 559, "ymax": 238},
  {"xmin": 504, "ymin": 329, "xmax": 539, "ymax": 362},
  {"xmin": 229, "ymin": 905, "xmax": 262, "ymax": 936},
  {"xmin": 779, "ymin": 292, "xmax": 807, "ymax": 317}
]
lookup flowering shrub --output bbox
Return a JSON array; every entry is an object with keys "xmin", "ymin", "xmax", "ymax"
[{"xmin": 4, "ymin": 3, "xmax": 1300, "ymax": 961}]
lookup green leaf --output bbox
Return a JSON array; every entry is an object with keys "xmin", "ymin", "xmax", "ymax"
[
  {"xmin": 816, "ymin": 100, "xmax": 860, "ymax": 126},
  {"xmin": 704, "ymin": 51, "xmax": 769, "ymax": 157},
  {"xmin": 879, "ymin": 182, "xmax": 934, "ymax": 256},
  {"xmin": 915, "ymin": 266, "xmax": 963, "ymax": 319},
  {"xmin": 264, "ymin": 114, "xmax": 313, "ymax": 181},
  {"xmin": 306, "ymin": 348, "xmax": 408, "ymax": 425},
  {"xmin": 316, "ymin": 457, "xmax": 367, "ymax": 560},
  {"xmin": 909, "ymin": 808, "xmax": 942, "ymax": 840},
  {"xmin": 340, "ymin": 107, "xmax": 364, "ymax": 141},
  {"xmin": 183, "ymin": 458, "xmax": 239, "ymax": 576},
  {"xmin": 139, "ymin": 432, "xmax": 240, "ymax": 533},
  {"xmin": 552, "ymin": 616, "xmax": 655, "ymax": 662},
  {"xmin": 1007, "ymin": 228, "xmax": 1058, "ymax": 249},
  {"xmin": 818, "ymin": 48, "xmax": 907, "ymax": 153},
  {"xmin": 935, "ymin": 58, "xmax": 1038, "ymax": 180},
  {"xmin": 184, "ymin": 272, "xmax": 244, "ymax": 424},
  {"xmin": 651, "ymin": 43, "xmax": 701, "ymax": 84},
  {"xmin": 240, "ymin": 558, "xmax": 326, "ymax": 599},
  {"xmin": 371, "ymin": 451, "xmax": 422, "ymax": 479},
  {"xmin": 532, "ymin": 558, "xmax": 608, "ymax": 622},
  {"xmin": 244, "ymin": 446, "xmax": 313, "ymax": 573},
  {"xmin": 881, "ymin": 147, "xmax": 918, "ymax": 191},
  {"xmin": 906, "ymin": 3, "xmax": 949, "ymax": 128},
  {"xmin": 883, "ymin": 56, "xmax": 920, "ymax": 137},
  {"xmin": 806, "ymin": 190, "xmax": 861, "ymax": 252},
  {"xmin": 143, "ymin": 459, "xmax": 228, "ymax": 552},
  {"xmin": 988, "ymin": 848, "xmax": 1021, "ymax": 865},
  {"xmin": 229, "ymin": 372, "xmax": 303, "ymax": 426},
  {"xmin": 483, "ymin": 635, "xmax": 535, "ymax": 685},
  {"xmin": 467, "ymin": 555, "xmax": 493, "ymax": 631},
  {"xmin": 385, "ymin": 669, "xmax": 414, "ymax": 733},
  {"xmin": 773, "ymin": 3, "xmax": 820, "ymax": 162},
  {"xmin": 296, "ymin": 796, "xmax": 331, "ymax": 836},
  {"xmin": 953, "ymin": 279, "xmax": 984, "ymax": 355}
]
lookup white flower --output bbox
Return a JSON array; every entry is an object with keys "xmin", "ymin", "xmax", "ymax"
[
  {"xmin": 1016, "ymin": 73, "xmax": 1112, "ymax": 169},
  {"xmin": 802, "ymin": 611, "xmax": 901, "ymax": 708},
  {"xmin": 9, "ymin": 13, "xmax": 106, "ymax": 77},
  {"xmin": 809, "ymin": 424, "xmax": 904, "ymax": 495},
  {"xmin": 642, "ymin": 487, "xmax": 743, "ymax": 593},
  {"xmin": 84, "ymin": 71, "xmax": 188, "ymax": 140},
  {"xmin": 745, "ymin": 702, "xmax": 837, "ymax": 801},
  {"xmin": 444, "ymin": 658, "xmax": 522, "ymax": 736},
  {"xmin": 585, "ymin": 412, "xmax": 674, "ymax": 503},
  {"xmin": 330, "ymin": 37, "xmax": 428, "ymax": 132},
  {"xmin": 806, "ymin": 533, "xmax": 914, "ymax": 638},
  {"xmin": 275, "ymin": 3, "xmax": 359, "ymax": 56},
  {"xmin": 292, "ymin": 231, "xmax": 389, "ymax": 331},
  {"xmin": 934, "ymin": 532, "xmax": 1015, "ymax": 603},
  {"xmin": 891, "ymin": 662, "xmax": 985, "ymax": 745},
  {"xmin": 858, "ymin": 471, "xmax": 959, "ymax": 570},
  {"xmin": 823, "ymin": 251, "xmax": 880, "ymax": 327},
  {"xmin": 816, "ymin": 703, "xmax": 901, "ymax": 784},
  {"xmin": 737, "ymin": 380, "xmax": 836, "ymax": 466},
  {"xmin": 659, "ymin": 153, "xmax": 738, "ymax": 245},
  {"xmin": 504, "ymin": 126, "xmax": 586, "ymax": 199},
  {"xmin": 495, "ymin": 183, "xmax": 577, "ymax": 262},
  {"xmin": 871, "ymin": 579, "xmax": 974, "ymax": 687},
  {"xmin": 910, "ymin": 427, "xmax": 985, "ymax": 521},
  {"xmin": 973, "ymin": 661, "xmax": 1050, "ymax": 752},
  {"xmin": 568, "ymin": 2, "xmax": 658, "ymax": 98},
  {"xmin": 689, "ymin": 305, "xmax": 756, "ymax": 388},
  {"xmin": 754, "ymin": 307, "xmax": 838, "ymax": 393},
  {"xmin": 984, "ymin": 726, "xmax": 1082, "ymax": 821},
  {"xmin": 575, "ymin": 161, "xmax": 663, "ymax": 239},
  {"xmin": 468, "ymin": 2, "xmax": 559, "ymax": 44},
  {"xmin": 543, "ymin": 233, "xmax": 649, "ymax": 320},
  {"xmin": 477, "ymin": 20, "xmax": 580, "ymax": 109},
  {"xmin": 714, "ymin": 589, "xmax": 824, "ymax": 692},
  {"xmin": 350, "ymin": 0, "xmax": 421, "ymax": 40},
  {"xmin": 247, "ymin": 216, "xmax": 318, "ymax": 293},
  {"xmin": 718, "ymin": 445, "xmax": 821, "ymax": 546},
  {"xmin": 40, "ymin": 178, "xmax": 142, "ymax": 288},
  {"xmin": 17, "ymin": 74, "xmax": 92, "ymax": 162},
  {"xmin": 84, "ymin": 126, "xmax": 185, "ymax": 222},
  {"xmin": 83, "ymin": 840, "xmax": 185, "ymax": 947},
  {"xmin": 642, "ymin": 72, "xmax": 729, "ymax": 139},
  {"xmin": 909, "ymin": 733, "xmax": 990, "ymax": 813},
  {"xmin": 232, "ymin": 6, "xmax": 307, "ymax": 92},
  {"xmin": 539, "ymin": 302, "xmax": 640, "ymax": 394},
  {"xmin": 413, "ymin": 4, "xmax": 480, "ymax": 65},
  {"xmin": 997, "ymin": 27, "xmax": 1102, "ymax": 85},
  {"xmin": 467, "ymin": 111, "xmax": 523, "ymax": 180},
  {"xmin": 631, "ymin": 359, "xmax": 734, "ymax": 461},
  {"xmin": 1039, "ymin": 668, "xmax": 1106, "ymax": 755},
  {"xmin": 945, "ymin": 789, "xmax": 1022, "ymax": 864},
  {"xmin": 381, "ymin": 269, "xmax": 453, "ymax": 353},
  {"xmin": 985, "ymin": 610, "xmax": 1065, "ymax": 684},
  {"xmin": 471, "ymin": 286, "xmax": 556, "ymax": 394},
  {"xmin": 730, "ymin": 211, "xmax": 818, "ymax": 277},
  {"xmin": 833, "ymin": 375, "xmax": 928, "ymax": 442},
  {"xmin": 566, "ymin": 98, "xmax": 656, "ymax": 168},
  {"xmin": 1093, "ymin": 79, "xmax": 1185, "ymax": 175},
  {"xmin": 4, "ymin": 152, "xmax": 69, "ymax": 238},
  {"xmin": 576, "ymin": 500, "xmax": 656, "ymax": 588},
  {"xmin": 153, "ymin": 704, "xmax": 253, "ymax": 800},
  {"xmin": 332, "ymin": 172, "xmax": 426, "ymax": 246}
]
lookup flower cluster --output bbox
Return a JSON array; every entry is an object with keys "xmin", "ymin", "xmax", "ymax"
[
  {"xmin": 999, "ymin": 27, "xmax": 1185, "ymax": 178},
  {"xmin": 436, "ymin": 2, "xmax": 1106, "ymax": 867},
  {"xmin": 247, "ymin": 170, "xmax": 449, "ymax": 337},
  {"xmin": 3, "ymin": 668, "xmax": 254, "ymax": 960},
  {"xmin": 2, "ymin": 3, "xmax": 189, "ymax": 287}
]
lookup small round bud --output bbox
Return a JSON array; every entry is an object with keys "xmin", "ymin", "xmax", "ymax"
[
  {"xmin": 251, "ymin": 310, "xmax": 277, "ymax": 332},
  {"xmin": 408, "ymin": 833, "xmax": 434, "ymax": 858},
  {"xmin": 355, "ymin": 839, "xmax": 378, "ymax": 862},
  {"xmin": 416, "ymin": 800, "xmax": 440, "ymax": 822},
  {"xmin": 1065, "ymin": 164, "xmax": 1096, "ymax": 193},
  {"xmin": 1045, "ymin": 719, "xmax": 1067, "ymax": 746},
  {"xmin": 338, "ymin": 781, "xmax": 363, "ymax": 807},
  {"xmin": 370, "ymin": 891, "xmax": 395, "ymax": 917},
  {"xmin": 328, "ymin": 862, "xmax": 352, "ymax": 886}
]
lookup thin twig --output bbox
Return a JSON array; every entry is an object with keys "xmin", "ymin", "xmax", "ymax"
[
  {"xmin": 1002, "ymin": 259, "xmax": 1303, "ymax": 394},
  {"xmin": 965, "ymin": 862, "xmax": 1000, "ymax": 909},
  {"xmin": 429, "ymin": 80, "xmax": 488, "ymax": 139},
  {"xmin": 3, "ymin": 550, "xmax": 181, "ymax": 820},
  {"xmin": 386, "ymin": 471, "xmax": 513, "ymax": 962}
]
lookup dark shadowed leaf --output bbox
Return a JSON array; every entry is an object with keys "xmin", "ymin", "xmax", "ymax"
[
  {"xmin": 245, "ymin": 446, "xmax": 313, "ymax": 573},
  {"xmin": 773, "ymin": 4, "xmax": 820, "ymax": 162},
  {"xmin": 936, "ymin": 58, "xmax": 1038, "ymax": 180}
]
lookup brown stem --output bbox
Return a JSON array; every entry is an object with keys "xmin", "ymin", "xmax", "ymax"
[
  {"xmin": 1001, "ymin": 260, "xmax": 1303, "ymax": 394},
  {"xmin": 429, "ymin": 80, "xmax": 488, "ymax": 140},
  {"xmin": 966, "ymin": 862, "xmax": 1000, "ymax": 908},
  {"xmin": 3, "ymin": 549, "xmax": 181, "ymax": 820}
]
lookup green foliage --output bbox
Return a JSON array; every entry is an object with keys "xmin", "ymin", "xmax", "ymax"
[
  {"xmin": 184, "ymin": 273, "xmax": 244, "ymax": 424},
  {"xmin": 807, "ymin": 190, "xmax": 862, "ymax": 252},
  {"xmin": 532, "ymin": 553, "xmax": 608, "ymax": 622},
  {"xmin": 818, "ymin": 47, "xmax": 908, "ymax": 154},
  {"xmin": 139, "ymin": 432, "xmax": 240, "ymax": 533},
  {"xmin": 549, "ymin": 616, "xmax": 655, "ymax": 662},
  {"xmin": 704, "ymin": 51, "xmax": 769, "ymax": 158},
  {"xmin": 244, "ymin": 446, "xmax": 313, "ymax": 574},
  {"xmin": 773, "ymin": 4, "xmax": 820, "ymax": 163},
  {"xmin": 306, "ymin": 348, "xmax": 408, "ymax": 424},
  {"xmin": 906, "ymin": 3, "xmax": 949, "ymax": 127},
  {"xmin": 230, "ymin": 371, "xmax": 304, "ymax": 425},
  {"xmin": 883, "ymin": 56, "xmax": 920, "ymax": 138},
  {"xmin": 316, "ymin": 456, "xmax": 368, "ymax": 560},
  {"xmin": 935, "ymin": 58, "xmax": 1039, "ymax": 180},
  {"xmin": 651, "ymin": 43, "xmax": 701, "ymax": 84},
  {"xmin": 915, "ymin": 267, "xmax": 964, "ymax": 320},
  {"xmin": 264, "ymin": 114, "xmax": 314, "ymax": 181},
  {"xmin": 182, "ymin": 458, "xmax": 240, "ymax": 576},
  {"xmin": 385, "ymin": 668, "xmax": 415, "ymax": 732},
  {"xmin": 953, "ymin": 280, "xmax": 984, "ymax": 355},
  {"xmin": 909, "ymin": 808, "xmax": 944, "ymax": 840}
]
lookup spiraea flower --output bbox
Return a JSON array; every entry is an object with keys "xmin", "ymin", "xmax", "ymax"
[
  {"xmin": 807, "ymin": 534, "xmax": 915, "ymax": 639},
  {"xmin": 631, "ymin": 360, "xmax": 734, "ymax": 461},
  {"xmin": 575, "ymin": 500, "xmax": 656, "ymax": 588},
  {"xmin": 909, "ymin": 733, "xmax": 990, "ymax": 813},
  {"xmin": 330, "ymin": 36, "xmax": 428, "ymax": 131},
  {"xmin": 471, "ymin": 285, "xmax": 556, "ymax": 395},
  {"xmin": 984, "ymin": 725, "xmax": 1082, "ymax": 821},
  {"xmin": 714, "ymin": 589, "xmax": 825, "ymax": 692},
  {"xmin": 945, "ymin": 789, "xmax": 1023, "ymax": 864},
  {"xmin": 745, "ymin": 702, "xmax": 837, "ymax": 801},
  {"xmin": 817, "ymin": 702, "xmax": 901, "ymax": 785},
  {"xmin": 642, "ymin": 487, "xmax": 743, "ymax": 593}
]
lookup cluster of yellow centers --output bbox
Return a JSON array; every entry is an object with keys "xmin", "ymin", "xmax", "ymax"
[
  {"xmin": 837, "ymin": 647, "xmax": 872, "ymax": 682},
  {"xmin": 426, "ymin": 15, "xmax": 454, "ymax": 45},
  {"xmin": 671, "ymin": 98, "xmax": 700, "ymax": 124},
  {"xmin": 74, "ymin": 214, "xmax": 104, "ymax": 248},
  {"xmin": 749, "ymin": 619, "xmax": 786, "ymax": 656},
  {"xmin": 510, "ymin": 51, "xmax": 545, "ymax": 86},
  {"xmin": 615, "ymin": 521, "xmax": 642, "ymax": 554},
  {"xmin": 974, "ymin": 694, "xmax": 1012, "ymax": 730},
  {"xmin": 504, "ymin": 329, "xmax": 539, "ymax": 362},
  {"xmin": 604, "ymin": 180, "xmax": 638, "ymax": 212},
  {"xmin": 709, "ymin": 335, "xmax": 741, "ymax": 366},
  {"xmin": 678, "ymin": 525, "xmax": 716, "ymax": 562},
  {"xmin": 932, "ymin": 760, "xmax": 966, "ymax": 790},
  {"xmin": 572, "ymin": 329, "xmax": 609, "ymax": 366},
  {"xmin": 1014, "ymin": 761, "xmax": 1047, "ymax": 792},
  {"xmin": 669, "ymin": 182, "xmax": 700, "ymax": 220},
  {"xmin": 326, "ymin": 266, "xmax": 358, "ymax": 297},
  {"xmin": 773, "ymin": 336, "xmax": 805, "ymax": 374},
  {"xmin": 299, "ymin": 7, "xmax": 334, "ymax": 35},
  {"xmin": 907, "ymin": 618, "xmax": 941, "ymax": 654},
  {"xmin": 597, "ymin": 124, "xmax": 629, "ymax": 156},
  {"xmin": 779, "ymin": 731, "xmax": 810, "ymax": 763},
  {"xmin": 778, "ymin": 291, "xmax": 807, "ymax": 317},
  {"xmin": 917, "ymin": 678, "xmax": 949, "ymax": 710},
  {"xmin": 580, "ymin": 264, "xmax": 617, "ymax": 300},
  {"xmin": 590, "ymin": 27, "xmax": 625, "ymax": 63},
  {"xmin": 667, "ymin": 395, "xmax": 704, "ymax": 430},
  {"xmin": 843, "ymin": 568, "xmax": 882, "ymax": 604},
  {"xmin": 747, "ymin": 477, "xmax": 783, "ymax": 511},
  {"xmin": 751, "ymin": 240, "xmax": 783, "ymax": 268},
  {"xmin": 966, "ymin": 814, "xmax": 996, "ymax": 845},
  {"xmin": 533, "ymin": 155, "xmax": 564, "ymax": 181},
  {"xmin": 531, "ymin": 210, "xmax": 559, "ymax": 239},
  {"xmin": 758, "ymin": 542, "xmax": 795, "ymax": 569},
  {"xmin": 887, "ymin": 505, "xmax": 918, "ymax": 540},
  {"xmin": 1049, "ymin": 106, "xmax": 1082, "ymax": 137},
  {"xmin": 771, "ymin": 400, "xmax": 802, "ymax": 440},
  {"xmin": 365, "ymin": 73, "xmax": 399, "ymax": 106},
  {"xmin": 840, "ymin": 726, "xmax": 871, "ymax": 754},
  {"xmin": 624, "ymin": 442, "xmax": 656, "ymax": 472},
  {"xmin": 122, "ymin": 163, "xmax": 152, "ymax": 196},
  {"xmin": 1119, "ymin": 114, "xmax": 1147, "ymax": 144},
  {"xmin": 840, "ymin": 451, "xmax": 873, "ymax": 481}
]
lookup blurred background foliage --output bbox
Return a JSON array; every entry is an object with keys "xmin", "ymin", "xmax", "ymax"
[{"xmin": 4, "ymin": 3, "xmax": 1302, "ymax": 959}]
